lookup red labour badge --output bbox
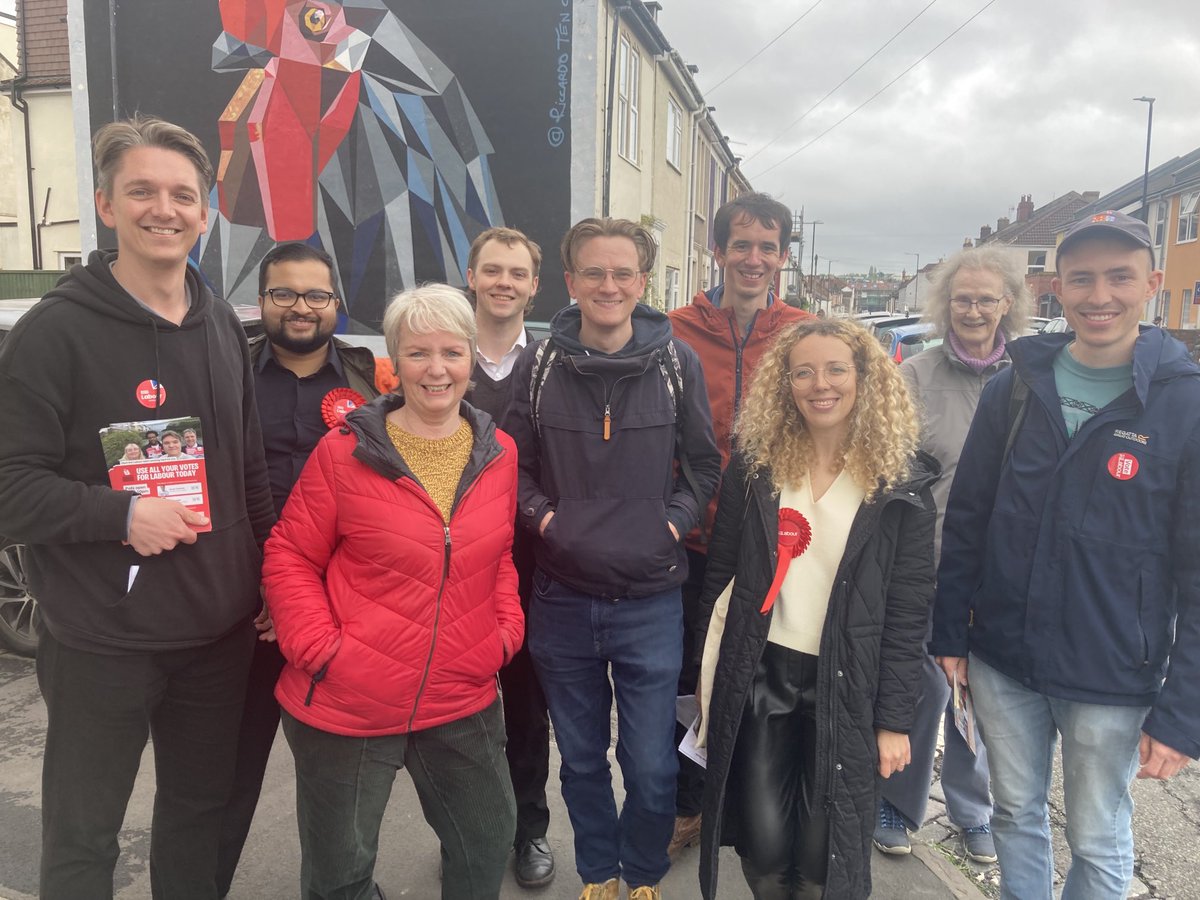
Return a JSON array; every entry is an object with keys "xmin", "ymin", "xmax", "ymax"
[
  {"xmin": 760, "ymin": 508, "xmax": 814, "ymax": 613},
  {"xmin": 135, "ymin": 379, "xmax": 167, "ymax": 408},
  {"xmin": 321, "ymin": 388, "xmax": 366, "ymax": 428},
  {"xmin": 1107, "ymin": 452, "xmax": 1139, "ymax": 481}
]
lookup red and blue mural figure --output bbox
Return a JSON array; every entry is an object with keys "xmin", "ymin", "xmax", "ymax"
[{"xmin": 198, "ymin": 0, "xmax": 505, "ymax": 329}]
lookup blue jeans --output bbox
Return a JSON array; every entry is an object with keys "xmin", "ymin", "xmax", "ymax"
[
  {"xmin": 883, "ymin": 651, "xmax": 991, "ymax": 829},
  {"xmin": 528, "ymin": 569, "xmax": 682, "ymax": 888},
  {"xmin": 969, "ymin": 654, "xmax": 1149, "ymax": 900}
]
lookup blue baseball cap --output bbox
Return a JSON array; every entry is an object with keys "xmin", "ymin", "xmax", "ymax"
[{"xmin": 1058, "ymin": 210, "xmax": 1155, "ymax": 267}]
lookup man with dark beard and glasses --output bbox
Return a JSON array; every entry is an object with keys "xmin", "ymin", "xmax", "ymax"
[{"xmin": 216, "ymin": 241, "xmax": 383, "ymax": 896}]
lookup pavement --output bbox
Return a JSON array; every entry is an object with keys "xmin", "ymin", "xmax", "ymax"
[{"xmin": 2, "ymin": 646, "xmax": 1193, "ymax": 899}]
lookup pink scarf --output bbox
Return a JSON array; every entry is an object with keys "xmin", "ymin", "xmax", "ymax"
[{"xmin": 948, "ymin": 329, "xmax": 1006, "ymax": 373}]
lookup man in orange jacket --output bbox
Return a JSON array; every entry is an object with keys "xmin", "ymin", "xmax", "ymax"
[{"xmin": 667, "ymin": 192, "xmax": 812, "ymax": 851}]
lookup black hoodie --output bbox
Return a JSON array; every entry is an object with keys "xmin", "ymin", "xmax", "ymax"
[
  {"xmin": 0, "ymin": 250, "xmax": 275, "ymax": 652},
  {"xmin": 503, "ymin": 303, "xmax": 721, "ymax": 599}
]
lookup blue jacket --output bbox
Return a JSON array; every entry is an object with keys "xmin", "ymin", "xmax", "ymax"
[
  {"xmin": 503, "ymin": 303, "xmax": 721, "ymax": 599},
  {"xmin": 930, "ymin": 328, "xmax": 1200, "ymax": 758}
]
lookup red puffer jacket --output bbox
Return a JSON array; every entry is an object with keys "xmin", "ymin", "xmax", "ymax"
[{"xmin": 264, "ymin": 396, "xmax": 523, "ymax": 737}]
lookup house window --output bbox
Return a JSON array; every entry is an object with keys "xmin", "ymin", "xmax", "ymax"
[
  {"xmin": 1027, "ymin": 250, "xmax": 1046, "ymax": 274},
  {"xmin": 666, "ymin": 96, "xmax": 683, "ymax": 169},
  {"xmin": 1178, "ymin": 192, "xmax": 1199, "ymax": 243},
  {"xmin": 1154, "ymin": 201, "xmax": 1167, "ymax": 246},
  {"xmin": 665, "ymin": 266, "xmax": 680, "ymax": 309},
  {"xmin": 616, "ymin": 35, "xmax": 640, "ymax": 164},
  {"xmin": 1162, "ymin": 291, "xmax": 1171, "ymax": 325},
  {"xmin": 58, "ymin": 252, "xmax": 82, "ymax": 268}
]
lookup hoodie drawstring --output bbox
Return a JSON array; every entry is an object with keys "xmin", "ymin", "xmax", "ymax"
[
  {"xmin": 203, "ymin": 318, "xmax": 220, "ymax": 449},
  {"xmin": 150, "ymin": 317, "xmax": 163, "ymax": 415}
]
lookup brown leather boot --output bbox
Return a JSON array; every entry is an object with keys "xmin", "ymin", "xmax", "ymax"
[{"xmin": 667, "ymin": 813, "xmax": 702, "ymax": 856}]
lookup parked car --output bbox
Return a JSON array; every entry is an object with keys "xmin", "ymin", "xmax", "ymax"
[
  {"xmin": 0, "ymin": 296, "xmax": 264, "ymax": 658},
  {"xmin": 1, "ymin": 301, "xmax": 46, "ymax": 655},
  {"xmin": 1029, "ymin": 316, "xmax": 1052, "ymax": 333},
  {"xmin": 885, "ymin": 322, "xmax": 942, "ymax": 363},
  {"xmin": 1041, "ymin": 316, "xmax": 1070, "ymax": 334},
  {"xmin": 869, "ymin": 314, "xmax": 921, "ymax": 347}
]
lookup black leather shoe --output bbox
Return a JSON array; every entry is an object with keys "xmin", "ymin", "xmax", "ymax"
[{"xmin": 514, "ymin": 837, "xmax": 555, "ymax": 888}]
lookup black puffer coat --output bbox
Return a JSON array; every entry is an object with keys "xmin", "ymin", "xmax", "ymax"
[{"xmin": 697, "ymin": 450, "xmax": 938, "ymax": 899}]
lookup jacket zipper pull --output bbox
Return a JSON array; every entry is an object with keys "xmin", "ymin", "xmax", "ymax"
[
  {"xmin": 304, "ymin": 661, "xmax": 330, "ymax": 706},
  {"xmin": 603, "ymin": 404, "xmax": 611, "ymax": 441}
]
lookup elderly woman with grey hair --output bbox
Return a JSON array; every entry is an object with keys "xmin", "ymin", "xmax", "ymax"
[
  {"xmin": 874, "ymin": 245, "xmax": 1032, "ymax": 863},
  {"xmin": 264, "ymin": 283, "xmax": 523, "ymax": 900}
]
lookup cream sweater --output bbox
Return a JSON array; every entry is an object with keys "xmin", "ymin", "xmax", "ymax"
[{"xmin": 767, "ymin": 470, "xmax": 864, "ymax": 655}]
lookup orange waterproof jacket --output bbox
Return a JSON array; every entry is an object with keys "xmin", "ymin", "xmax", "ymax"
[{"xmin": 669, "ymin": 287, "xmax": 812, "ymax": 549}]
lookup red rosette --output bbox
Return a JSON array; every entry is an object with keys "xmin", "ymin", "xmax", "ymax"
[
  {"xmin": 760, "ymin": 507, "xmax": 814, "ymax": 614},
  {"xmin": 321, "ymin": 387, "xmax": 367, "ymax": 428}
]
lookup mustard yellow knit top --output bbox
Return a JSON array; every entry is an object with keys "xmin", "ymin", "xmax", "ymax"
[{"xmin": 386, "ymin": 417, "xmax": 473, "ymax": 523}]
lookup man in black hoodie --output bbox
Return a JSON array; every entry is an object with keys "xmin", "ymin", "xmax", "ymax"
[
  {"xmin": 504, "ymin": 217, "xmax": 720, "ymax": 900},
  {"xmin": 0, "ymin": 116, "xmax": 274, "ymax": 898}
]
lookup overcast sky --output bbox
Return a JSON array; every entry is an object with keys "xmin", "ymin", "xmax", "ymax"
[{"xmin": 658, "ymin": 0, "xmax": 1198, "ymax": 277}]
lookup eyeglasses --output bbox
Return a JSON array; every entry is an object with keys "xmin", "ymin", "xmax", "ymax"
[
  {"xmin": 786, "ymin": 363, "xmax": 856, "ymax": 388},
  {"xmin": 265, "ymin": 288, "xmax": 339, "ymax": 309},
  {"xmin": 950, "ymin": 296, "xmax": 1005, "ymax": 312},
  {"xmin": 574, "ymin": 267, "xmax": 642, "ymax": 287}
]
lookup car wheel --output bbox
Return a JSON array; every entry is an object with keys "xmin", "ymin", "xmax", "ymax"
[{"xmin": 0, "ymin": 540, "xmax": 40, "ymax": 657}]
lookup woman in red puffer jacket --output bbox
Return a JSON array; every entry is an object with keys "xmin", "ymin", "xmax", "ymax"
[{"xmin": 264, "ymin": 284, "xmax": 523, "ymax": 900}]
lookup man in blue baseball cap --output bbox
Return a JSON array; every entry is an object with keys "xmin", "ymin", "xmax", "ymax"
[{"xmin": 932, "ymin": 209, "xmax": 1199, "ymax": 900}]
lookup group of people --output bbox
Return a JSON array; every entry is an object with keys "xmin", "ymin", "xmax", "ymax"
[
  {"xmin": 0, "ymin": 112, "xmax": 1195, "ymax": 900},
  {"xmin": 140, "ymin": 427, "xmax": 204, "ymax": 459},
  {"xmin": 114, "ymin": 429, "xmax": 204, "ymax": 466}
]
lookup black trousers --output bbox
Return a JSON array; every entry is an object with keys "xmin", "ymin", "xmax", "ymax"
[
  {"xmin": 216, "ymin": 636, "xmax": 287, "ymax": 896},
  {"xmin": 37, "ymin": 622, "xmax": 254, "ymax": 900},
  {"xmin": 730, "ymin": 642, "xmax": 829, "ymax": 899},
  {"xmin": 674, "ymin": 548, "xmax": 708, "ymax": 817},
  {"xmin": 500, "ymin": 533, "xmax": 552, "ymax": 847}
]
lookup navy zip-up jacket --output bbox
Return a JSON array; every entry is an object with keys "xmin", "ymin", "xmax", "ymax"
[
  {"xmin": 930, "ymin": 327, "xmax": 1200, "ymax": 758},
  {"xmin": 504, "ymin": 303, "xmax": 721, "ymax": 599}
]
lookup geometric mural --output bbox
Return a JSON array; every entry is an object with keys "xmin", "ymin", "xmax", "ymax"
[
  {"xmin": 197, "ymin": 0, "xmax": 505, "ymax": 329},
  {"xmin": 79, "ymin": 0, "xmax": 574, "ymax": 331}
]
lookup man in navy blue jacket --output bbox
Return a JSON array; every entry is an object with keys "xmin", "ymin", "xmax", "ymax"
[
  {"xmin": 504, "ymin": 217, "xmax": 720, "ymax": 900},
  {"xmin": 931, "ymin": 210, "xmax": 1199, "ymax": 900}
]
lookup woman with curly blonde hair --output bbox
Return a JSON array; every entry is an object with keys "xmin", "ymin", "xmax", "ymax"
[
  {"xmin": 693, "ymin": 318, "xmax": 940, "ymax": 899},
  {"xmin": 738, "ymin": 319, "xmax": 920, "ymax": 501}
]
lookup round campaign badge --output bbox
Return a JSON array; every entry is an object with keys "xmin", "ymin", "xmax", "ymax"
[
  {"xmin": 321, "ymin": 388, "xmax": 367, "ymax": 428},
  {"xmin": 135, "ymin": 379, "xmax": 166, "ymax": 408},
  {"xmin": 1107, "ymin": 452, "xmax": 1139, "ymax": 481},
  {"xmin": 761, "ymin": 508, "xmax": 814, "ymax": 614}
]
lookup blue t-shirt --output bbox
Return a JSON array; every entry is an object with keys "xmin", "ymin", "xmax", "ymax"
[{"xmin": 1052, "ymin": 345, "xmax": 1133, "ymax": 438}]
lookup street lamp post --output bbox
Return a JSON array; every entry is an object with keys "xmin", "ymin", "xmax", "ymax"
[
  {"xmin": 906, "ymin": 251, "xmax": 920, "ymax": 314},
  {"xmin": 1134, "ymin": 97, "xmax": 1155, "ymax": 222},
  {"xmin": 808, "ymin": 220, "xmax": 824, "ymax": 302}
]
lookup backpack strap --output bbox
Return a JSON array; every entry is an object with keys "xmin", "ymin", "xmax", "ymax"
[
  {"xmin": 656, "ymin": 342, "xmax": 682, "ymax": 416},
  {"xmin": 529, "ymin": 337, "xmax": 558, "ymax": 436},
  {"xmin": 1003, "ymin": 370, "xmax": 1030, "ymax": 463},
  {"xmin": 659, "ymin": 340, "xmax": 706, "ymax": 512}
]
